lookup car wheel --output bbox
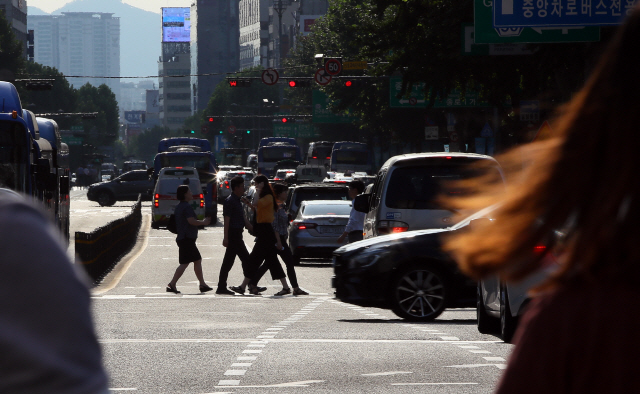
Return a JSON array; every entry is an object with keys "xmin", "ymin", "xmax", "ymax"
[
  {"xmin": 97, "ymin": 191, "xmax": 115, "ymax": 206},
  {"xmin": 390, "ymin": 264, "xmax": 448, "ymax": 322},
  {"xmin": 477, "ymin": 284, "xmax": 498, "ymax": 334},
  {"xmin": 500, "ymin": 285, "xmax": 518, "ymax": 343}
]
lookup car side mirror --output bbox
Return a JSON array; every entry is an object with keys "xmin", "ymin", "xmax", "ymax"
[{"xmin": 353, "ymin": 193, "xmax": 370, "ymax": 213}]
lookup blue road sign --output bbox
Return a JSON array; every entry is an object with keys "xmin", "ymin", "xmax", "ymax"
[{"xmin": 493, "ymin": 0, "xmax": 637, "ymax": 27}]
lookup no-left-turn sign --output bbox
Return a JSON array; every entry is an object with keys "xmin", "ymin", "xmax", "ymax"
[{"xmin": 261, "ymin": 69, "xmax": 279, "ymax": 85}]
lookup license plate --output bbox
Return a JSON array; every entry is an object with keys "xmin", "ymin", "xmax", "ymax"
[{"xmin": 318, "ymin": 226, "xmax": 344, "ymax": 234}]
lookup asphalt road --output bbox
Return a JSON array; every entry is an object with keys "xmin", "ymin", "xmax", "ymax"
[{"xmin": 71, "ymin": 191, "xmax": 513, "ymax": 393}]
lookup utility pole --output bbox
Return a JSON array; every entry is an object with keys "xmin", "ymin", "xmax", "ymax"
[{"xmin": 272, "ymin": 0, "xmax": 289, "ymax": 69}]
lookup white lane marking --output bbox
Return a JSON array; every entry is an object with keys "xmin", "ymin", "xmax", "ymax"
[
  {"xmin": 217, "ymin": 380, "xmax": 240, "ymax": 386},
  {"xmin": 483, "ymin": 357, "xmax": 506, "ymax": 362},
  {"xmin": 440, "ymin": 336, "xmax": 460, "ymax": 341},
  {"xmin": 469, "ymin": 350, "xmax": 491, "ymax": 354},
  {"xmin": 445, "ymin": 364, "xmax": 504, "ymax": 369},
  {"xmin": 392, "ymin": 382, "xmax": 478, "ymax": 386},
  {"xmin": 215, "ymin": 380, "xmax": 325, "ymax": 388},
  {"xmin": 237, "ymin": 356, "xmax": 257, "ymax": 361},
  {"xmin": 224, "ymin": 370, "xmax": 246, "ymax": 376},
  {"xmin": 101, "ymin": 338, "xmax": 502, "ymax": 344},
  {"xmin": 256, "ymin": 335, "xmax": 275, "ymax": 339},
  {"xmin": 266, "ymin": 328, "xmax": 283, "ymax": 331},
  {"xmin": 231, "ymin": 363, "xmax": 252, "ymax": 367},
  {"xmin": 242, "ymin": 349, "xmax": 262, "ymax": 353},
  {"xmin": 459, "ymin": 346, "xmax": 480, "ymax": 349},
  {"xmin": 247, "ymin": 344, "xmax": 265, "ymax": 347},
  {"xmin": 362, "ymin": 371, "xmax": 413, "ymax": 377},
  {"xmin": 496, "ymin": 364, "xmax": 507, "ymax": 369}
]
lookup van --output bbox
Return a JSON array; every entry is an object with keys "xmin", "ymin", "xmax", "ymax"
[
  {"xmin": 306, "ymin": 141, "xmax": 334, "ymax": 167},
  {"xmin": 354, "ymin": 153, "xmax": 505, "ymax": 238},
  {"xmin": 296, "ymin": 165, "xmax": 327, "ymax": 183},
  {"xmin": 151, "ymin": 167, "xmax": 205, "ymax": 228}
]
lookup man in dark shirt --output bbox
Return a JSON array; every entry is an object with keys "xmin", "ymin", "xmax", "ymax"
[
  {"xmin": 217, "ymin": 176, "xmax": 254, "ymax": 295},
  {"xmin": 166, "ymin": 185, "xmax": 212, "ymax": 294}
]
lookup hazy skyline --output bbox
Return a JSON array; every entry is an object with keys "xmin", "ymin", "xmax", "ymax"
[{"xmin": 29, "ymin": 0, "xmax": 192, "ymax": 14}]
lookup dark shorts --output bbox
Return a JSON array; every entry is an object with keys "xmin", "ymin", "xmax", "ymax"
[{"xmin": 176, "ymin": 238, "xmax": 201, "ymax": 264}]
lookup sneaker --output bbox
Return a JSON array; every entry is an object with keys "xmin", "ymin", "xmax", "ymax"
[
  {"xmin": 199, "ymin": 284, "xmax": 213, "ymax": 293},
  {"xmin": 216, "ymin": 287, "xmax": 236, "ymax": 295},
  {"xmin": 292, "ymin": 288, "xmax": 309, "ymax": 296},
  {"xmin": 229, "ymin": 286, "xmax": 245, "ymax": 295}
]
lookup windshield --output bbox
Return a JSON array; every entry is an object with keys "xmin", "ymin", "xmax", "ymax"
[
  {"xmin": 222, "ymin": 151, "xmax": 246, "ymax": 166},
  {"xmin": 294, "ymin": 188, "xmax": 349, "ymax": 208},
  {"xmin": 334, "ymin": 150, "xmax": 369, "ymax": 165},
  {"xmin": 157, "ymin": 178, "xmax": 202, "ymax": 195},
  {"xmin": 227, "ymin": 172, "xmax": 254, "ymax": 181},
  {"xmin": 261, "ymin": 147, "xmax": 297, "ymax": 162},
  {"xmin": 302, "ymin": 204, "xmax": 352, "ymax": 216},
  {"xmin": 0, "ymin": 121, "xmax": 29, "ymax": 193},
  {"xmin": 385, "ymin": 160, "xmax": 503, "ymax": 210},
  {"xmin": 160, "ymin": 155, "xmax": 211, "ymax": 171}
]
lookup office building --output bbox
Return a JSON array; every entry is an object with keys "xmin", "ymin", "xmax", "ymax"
[
  {"xmin": 239, "ymin": 0, "xmax": 269, "ymax": 70},
  {"xmin": 29, "ymin": 12, "xmax": 120, "ymax": 98},
  {"xmin": 159, "ymin": 43, "xmax": 191, "ymax": 129},
  {"xmin": 190, "ymin": 0, "xmax": 240, "ymax": 113},
  {"xmin": 0, "ymin": 0, "xmax": 28, "ymax": 59}
]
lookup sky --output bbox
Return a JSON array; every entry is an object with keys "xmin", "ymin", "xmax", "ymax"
[{"xmin": 29, "ymin": 0, "xmax": 192, "ymax": 14}]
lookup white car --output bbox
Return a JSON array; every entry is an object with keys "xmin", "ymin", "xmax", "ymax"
[
  {"xmin": 151, "ymin": 167, "xmax": 205, "ymax": 229},
  {"xmin": 477, "ymin": 248, "xmax": 559, "ymax": 342}
]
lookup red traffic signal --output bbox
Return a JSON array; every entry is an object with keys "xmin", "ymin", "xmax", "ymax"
[
  {"xmin": 344, "ymin": 80, "xmax": 353, "ymax": 87},
  {"xmin": 228, "ymin": 79, "xmax": 251, "ymax": 87},
  {"xmin": 208, "ymin": 117, "xmax": 215, "ymax": 122},
  {"xmin": 287, "ymin": 79, "xmax": 311, "ymax": 88},
  {"xmin": 288, "ymin": 80, "xmax": 297, "ymax": 87},
  {"xmin": 281, "ymin": 117, "xmax": 288, "ymax": 123}
]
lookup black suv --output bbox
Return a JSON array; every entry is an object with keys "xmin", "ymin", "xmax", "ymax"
[
  {"xmin": 331, "ymin": 208, "xmax": 495, "ymax": 321},
  {"xmin": 284, "ymin": 183, "xmax": 350, "ymax": 221},
  {"xmin": 87, "ymin": 170, "xmax": 153, "ymax": 206}
]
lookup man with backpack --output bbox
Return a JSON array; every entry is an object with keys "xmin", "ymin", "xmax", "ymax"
[{"xmin": 166, "ymin": 185, "xmax": 212, "ymax": 294}]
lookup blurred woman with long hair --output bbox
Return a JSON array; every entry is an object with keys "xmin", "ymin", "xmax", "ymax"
[{"xmin": 443, "ymin": 6, "xmax": 640, "ymax": 393}]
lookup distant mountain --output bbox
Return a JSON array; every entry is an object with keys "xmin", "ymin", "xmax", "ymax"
[
  {"xmin": 52, "ymin": 0, "xmax": 162, "ymax": 81},
  {"xmin": 28, "ymin": 6, "xmax": 49, "ymax": 15}
]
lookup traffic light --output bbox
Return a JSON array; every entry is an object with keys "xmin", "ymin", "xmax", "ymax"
[
  {"xmin": 281, "ymin": 117, "xmax": 289, "ymax": 123},
  {"xmin": 343, "ymin": 79, "xmax": 362, "ymax": 88},
  {"xmin": 287, "ymin": 79, "xmax": 311, "ymax": 88},
  {"xmin": 246, "ymin": 130, "xmax": 251, "ymax": 134},
  {"xmin": 184, "ymin": 129, "xmax": 195, "ymax": 135},
  {"xmin": 228, "ymin": 78, "xmax": 252, "ymax": 87}
]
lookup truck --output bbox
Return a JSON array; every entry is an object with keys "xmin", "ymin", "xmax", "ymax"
[
  {"xmin": 0, "ymin": 81, "xmax": 70, "ymax": 239},
  {"xmin": 153, "ymin": 137, "xmax": 218, "ymax": 219}
]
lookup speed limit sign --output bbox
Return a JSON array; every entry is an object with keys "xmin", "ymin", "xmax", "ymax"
[{"xmin": 324, "ymin": 58, "xmax": 342, "ymax": 76}]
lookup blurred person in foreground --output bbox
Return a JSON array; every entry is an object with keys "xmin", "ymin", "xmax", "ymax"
[
  {"xmin": 443, "ymin": 7, "xmax": 640, "ymax": 394},
  {"xmin": 0, "ymin": 189, "xmax": 109, "ymax": 393}
]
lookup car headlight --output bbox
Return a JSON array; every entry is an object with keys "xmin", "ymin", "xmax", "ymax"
[{"xmin": 348, "ymin": 246, "xmax": 389, "ymax": 270}]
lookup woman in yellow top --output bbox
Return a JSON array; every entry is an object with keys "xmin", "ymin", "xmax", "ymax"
[{"xmin": 231, "ymin": 175, "xmax": 287, "ymax": 295}]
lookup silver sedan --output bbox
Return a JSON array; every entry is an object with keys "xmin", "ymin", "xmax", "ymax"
[{"xmin": 288, "ymin": 200, "xmax": 351, "ymax": 264}]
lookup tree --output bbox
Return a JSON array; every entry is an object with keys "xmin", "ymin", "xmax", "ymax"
[
  {"xmin": 17, "ymin": 62, "xmax": 79, "ymax": 130},
  {"xmin": 126, "ymin": 125, "xmax": 178, "ymax": 163},
  {"xmin": 0, "ymin": 11, "xmax": 25, "ymax": 82},
  {"xmin": 76, "ymin": 83, "xmax": 120, "ymax": 146}
]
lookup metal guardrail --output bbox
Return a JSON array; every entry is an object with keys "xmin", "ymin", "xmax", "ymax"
[{"xmin": 75, "ymin": 195, "xmax": 143, "ymax": 285}]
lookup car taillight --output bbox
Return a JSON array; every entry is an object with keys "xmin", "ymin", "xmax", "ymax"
[
  {"xmin": 296, "ymin": 222, "xmax": 317, "ymax": 230},
  {"xmin": 312, "ymin": 156, "xmax": 317, "ymax": 159},
  {"xmin": 225, "ymin": 180, "xmax": 229, "ymax": 189},
  {"xmin": 199, "ymin": 194, "xmax": 204, "ymax": 208},
  {"xmin": 377, "ymin": 220, "xmax": 409, "ymax": 235},
  {"xmin": 534, "ymin": 245, "xmax": 547, "ymax": 254},
  {"xmin": 326, "ymin": 157, "xmax": 330, "ymax": 159},
  {"xmin": 154, "ymin": 193, "xmax": 159, "ymax": 208}
]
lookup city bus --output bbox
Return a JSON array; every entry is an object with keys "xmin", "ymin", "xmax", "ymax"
[
  {"xmin": 220, "ymin": 148, "xmax": 250, "ymax": 167},
  {"xmin": 0, "ymin": 82, "xmax": 70, "ymax": 239},
  {"xmin": 257, "ymin": 137, "xmax": 302, "ymax": 177},
  {"xmin": 330, "ymin": 141, "xmax": 374, "ymax": 174}
]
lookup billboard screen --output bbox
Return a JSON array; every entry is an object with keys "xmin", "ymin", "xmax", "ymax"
[{"xmin": 162, "ymin": 7, "xmax": 191, "ymax": 43}]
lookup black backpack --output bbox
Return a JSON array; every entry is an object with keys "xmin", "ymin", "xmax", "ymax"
[{"xmin": 167, "ymin": 214, "xmax": 178, "ymax": 234}]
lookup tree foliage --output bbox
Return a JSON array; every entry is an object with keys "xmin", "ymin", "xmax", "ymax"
[
  {"xmin": 126, "ymin": 125, "xmax": 179, "ymax": 163},
  {"xmin": 76, "ymin": 83, "xmax": 120, "ymax": 146},
  {"xmin": 0, "ymin": 11, "xmax": 25, "ymax": 82}
]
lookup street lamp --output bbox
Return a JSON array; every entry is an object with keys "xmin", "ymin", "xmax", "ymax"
[{"xmin": 272, "ymin": 0, "xmax": 290, "ymax": 69}]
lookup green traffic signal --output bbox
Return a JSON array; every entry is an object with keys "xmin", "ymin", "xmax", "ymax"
[
  {"xmin": 190, "ymin": 130, "xmax": 195, "ymax": 134},
  {"xmin": 247, "ymin": 130, "xmax": 251, "ymax": 134},
  {"xmin": 219, "ymin": 130, "xmax": 223, "ymax": 134}
]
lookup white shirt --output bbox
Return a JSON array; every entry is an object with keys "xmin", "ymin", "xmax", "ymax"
[{"xmin": 345, "ymin": 199, "xmax": 366, "ymax": 233}]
